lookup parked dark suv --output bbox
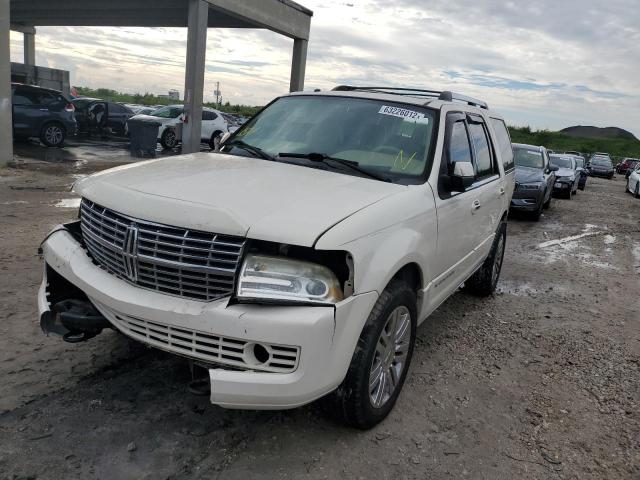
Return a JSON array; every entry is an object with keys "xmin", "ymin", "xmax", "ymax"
[
  {"xmin": 73, "ymin": 99, "xmax": 134, "ymax": 136},
  {"xmin": 11, "ymin": 83, "xmax": 77, "ymax": 147},
  {"xmin": 510, "ymin": 143, "xmax": 557, "ymax": 220}
]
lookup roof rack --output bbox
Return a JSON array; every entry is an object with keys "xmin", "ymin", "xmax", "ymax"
[{"xmin": 331, "ymin": 86, "xmax": 489, "ymax": 109}]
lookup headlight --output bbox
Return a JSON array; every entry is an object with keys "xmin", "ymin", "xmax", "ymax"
[
  {"xmin": 237, "ymin": 254, "xmax": 344, "ymax": 304},
  {"xmin": 519, "ymin": 183, "xmax": 540, "ymax": 190}
]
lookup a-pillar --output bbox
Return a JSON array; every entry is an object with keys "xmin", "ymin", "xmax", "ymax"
[{"xmin": 182, "ymin": 0, "xmax": 208, "ymax": 154}]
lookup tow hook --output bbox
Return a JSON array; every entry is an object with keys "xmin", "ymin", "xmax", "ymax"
[{"xmin": 42, "ymin": 299, "xmax": 111, "ymax": 343}]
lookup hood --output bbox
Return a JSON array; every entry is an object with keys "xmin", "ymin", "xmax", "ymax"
[
  {"xmin": 555, "ymin": 167, "xmax": 575, "ymax": 178},
  {"xmin": 515, "ymin": 166, "xmax": 543, "ymax": 184},
  {"xmin": 129, "ymin": 114, "xmax": 177, "ymax": 125},
  {"xmin": 591, "ymin": 164, "xmax": 612, "ymax": 171},
  {"xmin": 74, "ymin": 153, "xmax": 403, "ymax": 247}
]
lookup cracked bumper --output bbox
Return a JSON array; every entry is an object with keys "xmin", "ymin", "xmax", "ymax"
[{"xmin": 38, "ymin": 228, "xmax": 379, "ymax": 409}]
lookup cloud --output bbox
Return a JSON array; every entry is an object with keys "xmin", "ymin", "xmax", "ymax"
[{"xmin": 8, "ymin": 0, "xmax": 640, "ymax": 135}]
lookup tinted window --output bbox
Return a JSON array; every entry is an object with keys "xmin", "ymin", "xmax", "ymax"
[
  {"xmin": 468, "ymin": 121, "xmax": 494, "ymax": 178},
  {"xmin": 151, "ymin": 106, "xmax": 183, "ymax": 119},
  {"xmin": 12, "ymin": 89, "xmax": 39, "ymax": 105},
  {"xmin": 449, "ymin": 121, "xmax": 473, "ymax": 166},
  {"xmin": 110, "ymin": 103, "xmax": 128, "ymax": 113},
  {"xmin": 490, "ymin": 118, "xmax": 514, "ymax": 172},
  {"xmin": 202, "ymin": 111, "xmax": 218, "ymax": 121},
  {"xmin": 513, "ymin": 147, "xmax": 544, "ymax": 169}
]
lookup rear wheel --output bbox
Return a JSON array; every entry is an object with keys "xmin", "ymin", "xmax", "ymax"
[
  {"xmin": 330, "ymin": 280, "xmax": 416, "ymax": 429},
  {"xmin": 39, "ymin": 122, "xmax": 66, "ymax": 147},
  {"xmin": 466, "ymin": 220, "xmax": 506, "ymax": 297}
]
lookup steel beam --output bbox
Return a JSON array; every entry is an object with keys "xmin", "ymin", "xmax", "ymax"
[
  {"xmin": 181, "ymin": 0, "xmax": 208, "ymax": 154},
  {"xmin": 289, "ymin": 38, "xmax": 308, "ymax": 92},
  {"xmin": 1, "ymin": 0, "xmax": 13, "ymax": 166}
]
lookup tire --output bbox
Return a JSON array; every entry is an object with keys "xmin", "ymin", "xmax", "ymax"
[
  {"xmin": 635, "ymin": 182, "xmax": 640, "ymax": 199},
  {"xmin": 160, "ymin": 128, "xmax": 178, "ymax": 149},
  {"xmin": 330, "ymin": 279, "xmax": 417, "ymax": 429},
  {"xmin": 565, "ymin": 186, "xmax": 572, "ymax": 199},
  {"xmin": 39, "ymin": 122, "xmax": 66, "ymax": 147},
  {"xmin": 209, "ymin": 130, "xmax": 223, "ymax": 151},
  {"xmin": 543, "ymin": 191, "xmax": 551, "ymax": 209},
  {"xmin": 531, "ymin": 200, "xmax": 543, "ymax": 221},
  {"xmin": 465, "ymin": 220, "xmax": 506, "ymax": 297}
]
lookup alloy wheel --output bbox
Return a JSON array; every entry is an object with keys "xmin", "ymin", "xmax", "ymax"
[
  {"xmin": 369, "ymin": 306, "xmax": 412, "ymax": 409},
  {"xmin": 45, "ymin": 125, "xmax": 63, "ymax": 145}
]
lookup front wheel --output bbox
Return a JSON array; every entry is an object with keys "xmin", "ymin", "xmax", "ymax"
[
  {"xmin": 465, "ymin": 220, "xmax": 506, "ymax": 297},
  {"xmin": 160, "ymin": 128, "xmax": 178, "ymax": 149},
  {"xmin": 40, "ymin": 122, "xmax": 66, "ymax": 147},
  {"xmin": 209, "ymin": 131, "xmax": 223, "ymax": 151},
  {"xmin": 330, "ymin": 280, "xmax": 416, "ymax": 429},
  {"xmin": 635, "ymin": 182, "xmax": 640, "ymax": 199}
]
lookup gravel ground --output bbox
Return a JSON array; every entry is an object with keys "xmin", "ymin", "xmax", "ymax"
[{"xmin": 0, "ymin": 158, "xmax": 638, "ymax": 480}]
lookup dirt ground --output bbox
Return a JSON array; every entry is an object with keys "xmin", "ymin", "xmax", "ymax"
[{"xmin": 0, "ymin": 148, "xmax": 638, "ymax": 480}]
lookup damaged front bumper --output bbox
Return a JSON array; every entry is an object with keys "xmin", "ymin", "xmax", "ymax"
[{"xmin": 38, "ymin": 225, "xmax": 378, "ymax": 409}]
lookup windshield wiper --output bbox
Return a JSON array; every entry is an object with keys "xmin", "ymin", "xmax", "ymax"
[
  {"xmin": 226, "ymin": 140, "xmax": 275, "ymax": 161},
  {"xmin": 278, "ymin": 152, "xmax": 390, "ymax": 182}
]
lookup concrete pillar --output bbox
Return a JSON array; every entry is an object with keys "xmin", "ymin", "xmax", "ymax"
[
  {"xmin": 289, "ymin": 38, "xmax": 308, "ymax": 92},
  {"xmin": 182, "ymin": 0, "xmax": 208, "ymax": 154},
  {"xmin": 0, "ymin": 1, "xmax": 13, "ymax": 167},
  {"xmin": 24, "ymin": 31, "xmax": 36, "ymax": 66}
]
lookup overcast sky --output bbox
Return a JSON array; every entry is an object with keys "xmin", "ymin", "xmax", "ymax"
[{"xmin": 10, "ymin": 0, "xmax": 640, "ymax": 135}]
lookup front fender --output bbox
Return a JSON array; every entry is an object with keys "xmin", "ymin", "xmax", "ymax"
[{"xmin": 315, "ymin": 186, "xmax": 437, "ymax": 295}]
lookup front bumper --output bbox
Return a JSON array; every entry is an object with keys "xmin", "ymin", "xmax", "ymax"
[
  {"xmin": 38, "ymin": 228, "xmax": 378, "ymax": 409},
  {"xmin": 510, "ymin": 188, "xmax": 543, "ymax": 211},
  {"xmin": 589, "ymin": 170, "xmax": 613, "ymax": 178},
  {"xmin": 553, "ymin": 180, "xmax": 573, "ymax": 194}
]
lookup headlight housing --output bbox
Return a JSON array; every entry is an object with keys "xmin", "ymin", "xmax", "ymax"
[{"xmin": 236, "ymin": 254, "xmax": 344, "ymax": 304}]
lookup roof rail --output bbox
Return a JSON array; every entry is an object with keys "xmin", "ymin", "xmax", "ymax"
[{"xmin": 331, "ymin": 85, "xmax": 488, "ymax": 109}]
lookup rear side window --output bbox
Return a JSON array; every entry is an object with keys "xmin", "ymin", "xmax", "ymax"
[
  {"xmin": 12, "ymin": 89, "xmax": 39, "ymax": 105},
  {"xmin": 449, "ymin": 121, "xmax": 473, "ymax": 165},
  {"xmin": 468, "ymin": 120, "xmax": 495, "ymax": 179},
  {"xmin": 202, "ymin": 111, "xmax": 218, "ymax": 121},
  {"xmin": 110, "ymin": 103, "xmax": 128, "ymax": 113},
  {"xmin": 490, "ymin": 118, "xmax": 514, "ymax": 172}
]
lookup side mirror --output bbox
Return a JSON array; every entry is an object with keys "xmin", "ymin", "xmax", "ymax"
[
  {"xmin": 549, "ymin": 165, "xmax": 559, "ymax": 172},
  {"xmin": 219, "ymin": 132, "xmax": 231, "ymax": 146},
  {"xmin": 450, "ymin": 162, "xmax": 475, "ymax": 191}
]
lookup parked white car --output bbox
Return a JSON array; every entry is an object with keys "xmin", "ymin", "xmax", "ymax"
[
  {"xmin": 626, "ymin": 163, "xmax": 640, "ymax": 197},
  {"xmin": 38, "ymin": 87, "xmax": 515, "ymax": 428},
  {"xmin": 127, "ymin": 104, "xmax": 229, "ymax": 150}
]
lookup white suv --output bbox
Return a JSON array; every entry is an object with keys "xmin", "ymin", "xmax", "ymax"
[
  {"xmin": 128, "ymin": 104, "xmax": 229, "ymax": 150},
  {"xmin": 38, "ymin": 86, "xmax": 515, "ymax": 428}
]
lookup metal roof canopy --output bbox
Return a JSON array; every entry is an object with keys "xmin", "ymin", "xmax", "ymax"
[{"xmin": 3, "ymin": 0, "xmax": 312, "ymax": 162}]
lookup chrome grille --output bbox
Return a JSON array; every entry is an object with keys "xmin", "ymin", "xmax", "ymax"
[
  {"xmin": 94, "ymin": 301, "xmax": 300, "ymax": 373},
  {"xmin": 80, "ymin": 199, "xmax": 246, "ymax": 302}
]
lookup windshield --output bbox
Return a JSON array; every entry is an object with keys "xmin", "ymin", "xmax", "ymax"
[
  {"xmin": 227, "ymin": 95, "xmax": 436, "ymax": 182},
  {"xmin": 591, "ymin": 156, "xmax": 612, "ymax": 166},
  {"xmin": 513, "ymin": 147, "xmax": 544, "ymax": 169},
  {"xmin": 151, "ymin": 106, "xmax": 183, "ymax": 119},
  {"xmin": 550, "ymin": 155, "xmax": 573, "ymax": 169},
  {"xmin": 574, "ymin": 158, "xmax": 584, "ymax": 168}
]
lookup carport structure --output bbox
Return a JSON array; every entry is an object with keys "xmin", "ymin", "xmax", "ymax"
[{"xmin": 1, "ymin": 0, "xmax": 313, "ymax": 166}]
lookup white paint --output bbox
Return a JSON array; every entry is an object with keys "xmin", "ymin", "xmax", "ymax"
[
  {"xmin": 54, "ymin": 198, "xmax": 81, "ymax": 208},
  {"xmin": 537, "ymin": 230, "xmax": 603, "ymax": 249},
  {"xmin": 1, "ymin": 200, "xmax": 28, "ymax": 205},
  {"xmin": 603, "ymin": 235, "xmax": 616, "ymax": 245}
]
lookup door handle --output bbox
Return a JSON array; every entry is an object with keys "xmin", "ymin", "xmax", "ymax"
[
  {"xmin": 39, "ymin": 108, "xmax": 49, "ymax": 112},
  {"xmin": 472, "ymin": 199, "xmax": 482, "ymax": 211},
  {"xmin": 499, "ymin": 187, "xmax": 505, "ymax": 196}
]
